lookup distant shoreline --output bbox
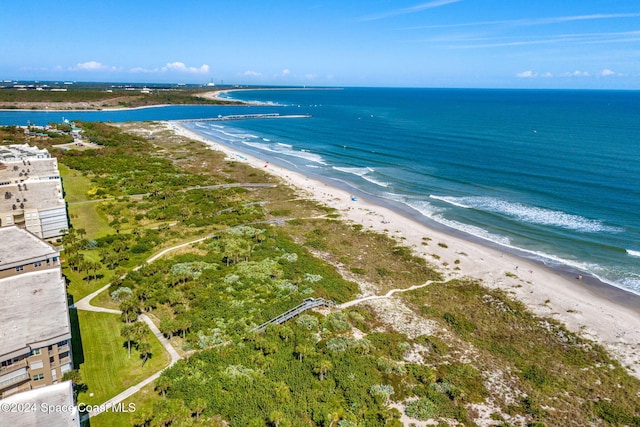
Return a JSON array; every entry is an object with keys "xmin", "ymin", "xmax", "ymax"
[
  {"xmin": 199, "ymin": 87, "xmax": 343, "ymax": 105},
  {"xmin": 0, "ymin": 103, "xmax": 177, "ymax": 113},
  {"xmin": 0, "ymin": 86, "xmax": 343, "ymax": 113}
]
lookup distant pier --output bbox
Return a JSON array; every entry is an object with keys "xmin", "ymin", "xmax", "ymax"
[{"xmin": 178, "ymin": 113, "xmax": 311, "ymax": 123}]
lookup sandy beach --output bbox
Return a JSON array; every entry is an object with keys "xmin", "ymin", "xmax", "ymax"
[{"xmin": 170, "ymin": 121, "xmax": 640, "ymax": 379}]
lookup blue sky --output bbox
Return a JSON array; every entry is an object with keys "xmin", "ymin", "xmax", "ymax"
[{"xmin": 1, "ymin": 0, "xmax": 639, "ymax": 88}]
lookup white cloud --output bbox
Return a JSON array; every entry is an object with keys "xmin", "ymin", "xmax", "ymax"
[
  {"xmin": 130, "ymin": 67, "xmax": 159, "ymax": 73},
  {"xmin": 408, "ymin": 12, "xmax": 640, "ymax": 29},
  {"xmin": 516, "ymin": 70, "xmax": 537, "ymax": 78},
  {"xmin": 541, "ymin": 72, "xmax": 553, "ymax": 78},
  {"xmin": 243, "ymin": 70, "xmax": 262, "ymax": 77},
  {"xmin": 600, "ymin": 68, "xmax": 616, "ymax": 76},
  {"xmin": 273, "ymin": 69, "xmax": 292, "ymax": 78},
  {"xmin": 18, "ymin": 66, "xmax": 49, "ymax": 72},
  {"xmin": 72, "ymin": 61, "xmax": 107, "ymax": 71},
  {"xmin": 562, "ymin": 70, "xmax": 590, "ymax": 77},
  {"xmin": 161, "ymin": 62, "xmax": 210, "ymax": 74},
  {"xmin": 359, "ymin": 0, "xmax": 461, "ymax": 22}
]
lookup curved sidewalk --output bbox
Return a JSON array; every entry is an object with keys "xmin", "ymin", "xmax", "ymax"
[{"xmin": 72, "ymin": 284, "xmax": 121, "ymax": 314}]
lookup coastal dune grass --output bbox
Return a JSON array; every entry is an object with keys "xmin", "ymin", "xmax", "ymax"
[
  {"xmin": 283, "ymin": 218, "xmax": 443, "ymax": 293},
  {"xmin": 403, "ymin": 279, "xmax": 640, "ymax": 425}
]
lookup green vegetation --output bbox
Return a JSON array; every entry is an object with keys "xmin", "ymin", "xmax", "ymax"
[
  {"xmin": 0, "ymin": 85, "xmax": 243, "ymax": 109},
  {"xmin": 406, "ymin": 279, "xmax": 640, "ymax": 426},
  {"xmin": 73, "ymin": 311, "xmax": 169, "ymax": 406},
  {"xmin": 0, "ymin": 125, "xmax": 29, "ymax": 143},
  {"xmin": 30, "ymin": 120, "xmax": 637, "ymax": 426}
]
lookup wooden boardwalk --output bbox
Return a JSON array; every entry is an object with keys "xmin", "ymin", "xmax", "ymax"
[{"xmin": 251, "ymin": 298, "xmax": 335, "ymax": 332}]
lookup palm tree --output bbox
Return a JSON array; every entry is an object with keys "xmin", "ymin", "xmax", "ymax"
[
  {"xmin": 269, "ymin": 410, "xmax": 285, "ymax": 427},
  {"xmin": 155, "ymin": 375, "xmax": 171, "ymax": 398},
  {"xmin": 278, "ymin": 325, "xmax": 293, "ymax": 342},
  {"xmin": 120, "ymin": 298, "xmax": 140, "ymax": 323},
  {"xmin": 314, "ymin": 359, "xmax": 333, "ymax": 381},
  {"xmin": 138, "ymin": 340, "xmax": 152, "ymax": 367},
  {"xmin": 294, "ymin": 344, "xmax": 314, "ymax": 363},
  {"xmin": 191, "ymin": 397, "xmax": 207, "ymax": 420},
  {"xmin": 121, "ymin": 324, "xmax": 137, "ymax": 358},
  {"xmin": 76, "ymin": 228, "xmax": 87, "ymax": 239},
  {"xmin": 273, "ymin": 381, "xmax": 291, "ymax": 404}
]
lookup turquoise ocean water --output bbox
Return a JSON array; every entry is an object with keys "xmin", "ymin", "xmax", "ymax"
[{"xmin": 2, "ymin": 88, "xmax": 639, "ymax": 295}]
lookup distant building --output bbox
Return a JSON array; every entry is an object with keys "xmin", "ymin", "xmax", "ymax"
[
  {"xmin": 0, "ymin": 144, "xmax": 50, "ymax": 162},
  {"xmin": 1, "ymin": 381, "xmax": 79, "ymax": 426},
  {"xmin": 0, "ymin": 226, "xmax": 72, "ymax": 399},
  {"xmin": 0, "ymin": 144, "xmax": 68, "ymax": 239}
]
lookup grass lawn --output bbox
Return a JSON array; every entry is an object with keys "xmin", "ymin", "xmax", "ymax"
[
  {"xmin": 74, "ymin": 310, "xmax": 170, "ymax": 407},
  {"xmin": 65, "ymin": 265, "xmax": 114, "ymax": 302},
  {"xmin": 88, "ymin": 286, "xmax": 120, "ymax": 310},
  {"xmin": 60, "ymin": 163, "xmax": 115, "ymax": 238},
  {"xmin": 67, "ymin": 201, "xmax": 115, "ymax": 239},
  {"xmin": 89, "ymin": 382, "xmax": 160, "ymax": 427},
  {"xmin": 59, "ymin": 163, "xmax": 92, "ymax": 203}
]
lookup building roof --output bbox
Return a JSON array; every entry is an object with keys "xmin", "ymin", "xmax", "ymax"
[
  {"xmin": 0, "ymin": 144, "xmax": 51, "ymax": 162},
  {"xmin": 0, "ymin": 180, "xmax": 66, "ymax": 226},
  {"xmin": 1, "ymin": 381, "xmax": 79, "ymax": 427},
  {"xmin": 0, "ymin": 227, "xmax": 59, "ymax": 271},
  {"xmin": 0, "ymin": 269, "xmax": 70, "ymax": 362},
  {"xmin": 0, "ymin": 179, "xmax": 64, "ymax": 214},
  {"xmin": 0, "ymin": 157, "xmax": 60, "ymax": 182}
]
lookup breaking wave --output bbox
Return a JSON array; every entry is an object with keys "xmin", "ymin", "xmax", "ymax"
[
  {"xmin": 430, "ymin": 195, "xmax": 622, "ymax": 233},
  {"xmin": 333, "ymin": 166, "xmax": 390, "ymax": 188}
]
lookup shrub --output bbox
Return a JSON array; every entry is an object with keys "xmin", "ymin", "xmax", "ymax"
[
  {"xmin": 110, "ymin": 286, "xmax": 133, "ymax": 302},
  {"xmin": 296, "ymin": 314, "xmax": 319, "ymax": 331},
  {"xmin": 406, "ymin": 397, "xmax": 438, "ymax": 420},
  {"xmin": 443, "ymin": 312, "xmax": 476, "ymax": 335}
]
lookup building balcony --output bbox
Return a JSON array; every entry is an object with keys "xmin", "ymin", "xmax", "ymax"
[
  {"xmin": 0, "ymin": 359, "xmax": 27, "ymax": 375},
  {"xmin": 0, "ymin": 370, "xmax": 30, "ymax": 391}
]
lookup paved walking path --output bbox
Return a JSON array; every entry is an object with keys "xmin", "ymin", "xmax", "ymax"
[
  {"xmin": 72, "ymin": 284, "xmax": 121, "ymax": 314},
  {"xmin": 140, "ymin": 314, "xmax": 182, "ymax": 364}
]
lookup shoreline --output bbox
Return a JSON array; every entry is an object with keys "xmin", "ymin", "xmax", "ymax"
[
  {"xmin": 198, "ymin": 87, "xmax": 343, "ymax": 105},
  {"xmin": 169, "ymin": 120, "xmax": 640, "ymax": 379},
  {"xmin": 0, "ymin": 102, "xmax": 234, "ymax": 113}
]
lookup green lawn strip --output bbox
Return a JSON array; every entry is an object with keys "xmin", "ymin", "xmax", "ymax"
[
  {"xmin": 67, "ymin": 201, "xmax": 114, "ymax": 239},
  {"xmin": 59, "ymin": 163, "xmax": 92, "ymax": 203},
  {"xmin": 89, "ymin": 382, "xmax": 159, "ymax": 427},
  {"xmin": 65, "ymin": 263, "xmax": 115, "ymax": 302},
  {"xmin": 59, "ymin": 161, "xmax": 114, "ymax": 238},
  {"xmin": 89, "ymin": 286, "xmax": 121, "ymax": 310},
  {"xmin": 75, "ymin": 311, "xmax": 170, "ymax": 406}
]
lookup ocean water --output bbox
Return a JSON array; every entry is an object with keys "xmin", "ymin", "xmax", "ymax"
[
  {"xmin": 189, "ymin": 88, "xmax": 640, "ymax": 295},
  {"xmin": 2, "ymin": 88, "xmax": 639, "ymax": 295}
]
